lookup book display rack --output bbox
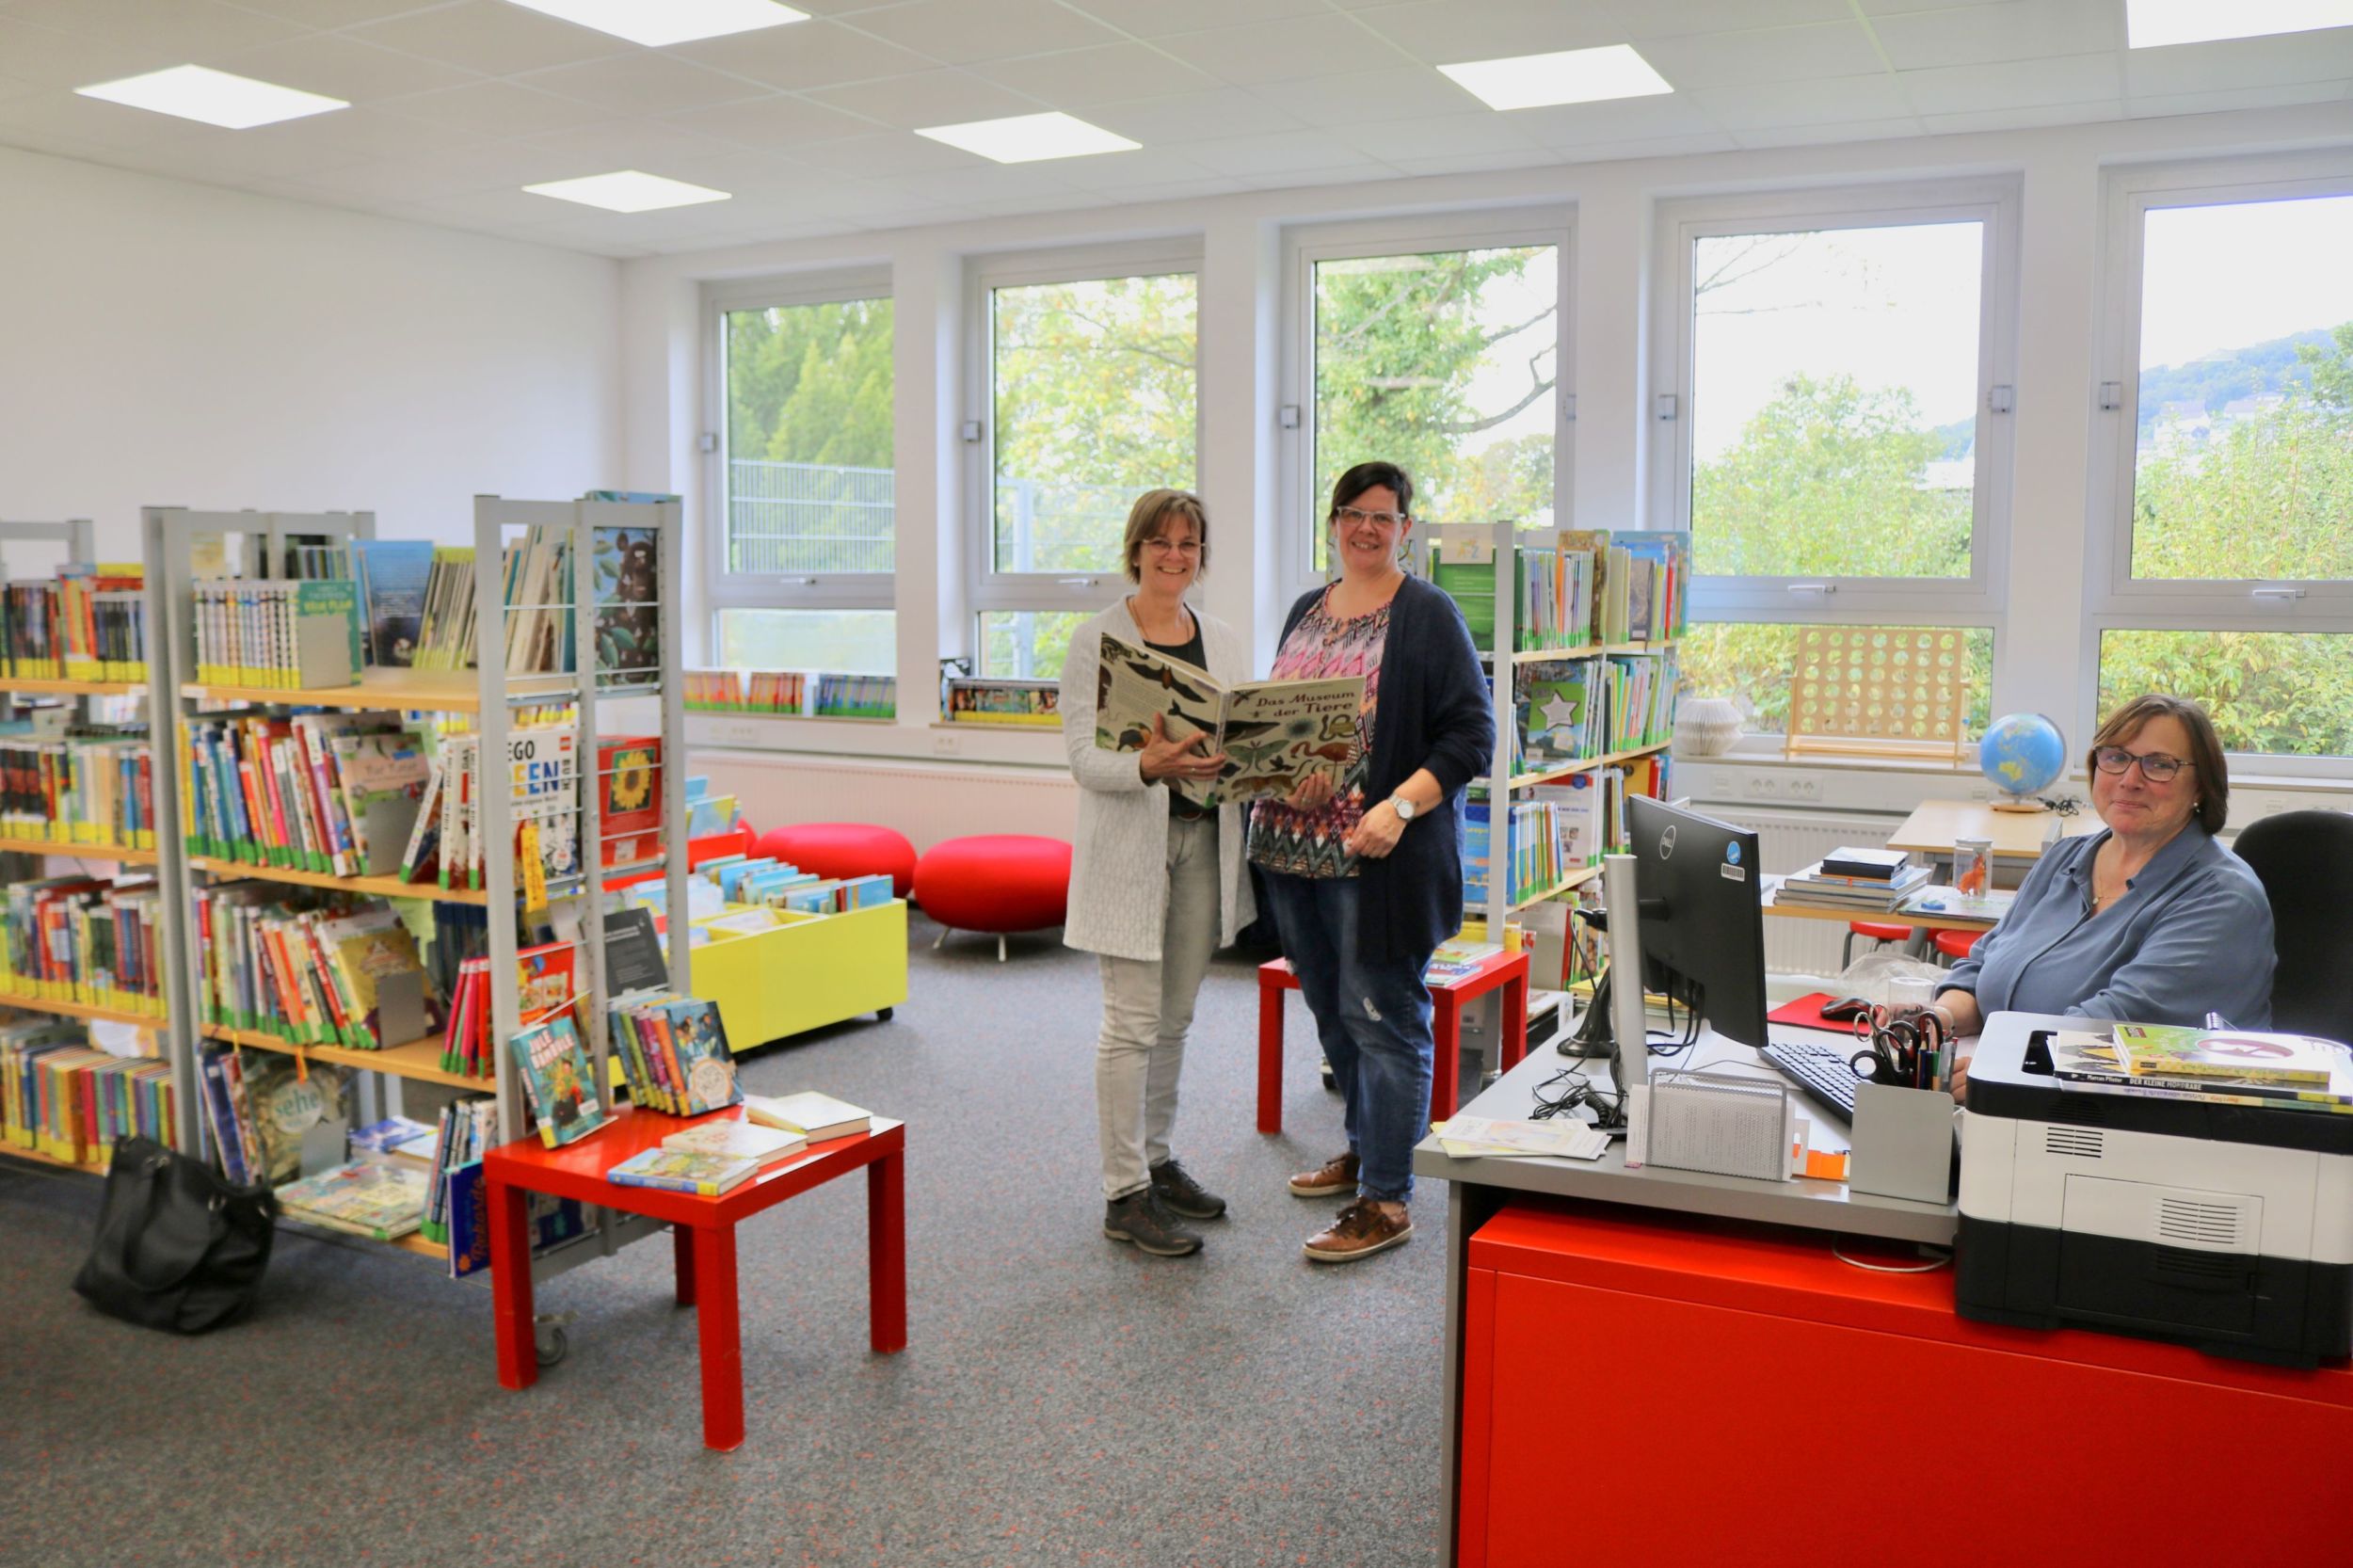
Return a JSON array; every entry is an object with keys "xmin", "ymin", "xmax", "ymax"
[
  {"xmin": 146, "ymin": 498, "xmax": 691, "ymax": 1283},
  {"xmin": 0, "ymin": 517, "xmax": 184, "ymax": 1175}
]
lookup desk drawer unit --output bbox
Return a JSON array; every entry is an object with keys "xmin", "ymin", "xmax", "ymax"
[{"xmin": 1459, "ymin": 1198, "xmax": 2353, "ymax": 1568}]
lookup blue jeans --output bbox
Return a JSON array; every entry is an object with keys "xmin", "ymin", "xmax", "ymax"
[{"xmin": 1257, "ymin": 870, "xmax": 1435, "ymax": 1204}]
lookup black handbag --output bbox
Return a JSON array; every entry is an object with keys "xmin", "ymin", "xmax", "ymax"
[{"xmin": 72, "ymin": 1136, "xmax": 278, "ymax": 1334}]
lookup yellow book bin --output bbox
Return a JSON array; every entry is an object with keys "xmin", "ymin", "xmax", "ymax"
[{"xmin": 689, "ymin": 901, "xmax": 908, "ymax": 1052}]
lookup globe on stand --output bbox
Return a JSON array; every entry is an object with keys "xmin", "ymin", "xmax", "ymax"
[{"xmin": 1978, "ymin": 712, "xmax": 2067, "ymax": 813}]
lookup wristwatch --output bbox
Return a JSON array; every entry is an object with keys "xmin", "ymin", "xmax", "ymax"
[{"xmin": 1389, "ymin": 795, "xmax": 1417, "ymax": 821}]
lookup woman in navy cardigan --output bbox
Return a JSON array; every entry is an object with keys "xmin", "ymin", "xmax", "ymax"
[{"xmin": 1249, "ymin": 461, "xmax": 1494, "ymax": 1264}]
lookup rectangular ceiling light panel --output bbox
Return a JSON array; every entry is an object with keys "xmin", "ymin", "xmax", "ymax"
[
  {"xmin": 2128, "ymin": 0, "xmax": 2353, "ymax": 46},
  {"xmin": 915, "ymin": 111, "xmax": 1140, "ymax": 164},
  {"xmin": 523, "ymin": 169, "xmax": 732, "ymax": 212},
  {"xmin": 75, "ymin": 65, "xmax": 348, "ymax": 129},
  {"xmin": 504, "ymin": 0, "xmax": 808, "ymax": 48},
  {"xmin": 1439, "ymin": 44, "xmax": 1673, "ymax": 111}
]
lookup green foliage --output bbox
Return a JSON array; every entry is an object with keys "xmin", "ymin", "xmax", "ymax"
[
  {"xmin": 1314, "ymin": 248, "xmax": 1555, "ymax": 534},
  {"xmin": 726, "ymin": 298, "xmax": 893, "ymax": 468},
  {"xmin": 2134, "ymin": 327, "xmax": 2329, "ymax": 437}
]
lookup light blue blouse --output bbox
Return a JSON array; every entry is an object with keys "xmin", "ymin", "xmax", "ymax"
[{"xmin": 1940, "ymin": 825, "xmax": 2275, "ymax": 1030}]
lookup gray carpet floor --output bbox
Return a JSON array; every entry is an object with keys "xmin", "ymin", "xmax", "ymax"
[{"xmin": 0, "ymin": 911, "xmax": 1488, "ymax": 1568}]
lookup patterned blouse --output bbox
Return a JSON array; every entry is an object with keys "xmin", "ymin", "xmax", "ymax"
[{"xmin": 1246, "ymin": 588, "xmax": 1388, "ymax": 878}]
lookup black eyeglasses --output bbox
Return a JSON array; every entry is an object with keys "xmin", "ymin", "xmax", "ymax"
[{"xmin": 2093, "ymin": 746, "xmax": 2192, "ymax": 783}]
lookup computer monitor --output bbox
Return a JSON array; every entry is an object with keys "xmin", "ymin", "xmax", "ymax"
[{"xmin": 1626, "ymin": 795, "xmax": 1770, "ymax": 1050}]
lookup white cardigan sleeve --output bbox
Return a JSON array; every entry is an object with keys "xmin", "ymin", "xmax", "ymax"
[{"xmin": 1060, "ymin": 613, "xmax": 1150, "ymax": 794}]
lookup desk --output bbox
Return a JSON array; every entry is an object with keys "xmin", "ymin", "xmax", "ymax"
[
  {"xmin": 1760, "ymin": 874, "xmax": 2001, "ymax": 934},
  {"xmin": 487, "ymin": 1104, "xmax": 906, "ymax": 1451},
  {"xmin": 1887, "ymin": 797, "xmax": 2101, "ymax": 859},
  {"xmin": 1257, "ymin": 950, "xmax": 1529, "ymax": 1135}
]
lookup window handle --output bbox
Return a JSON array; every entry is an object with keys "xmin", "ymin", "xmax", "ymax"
[
  {"xmin": 1785, "ymin": 583, "xmax": 1837, "ymax": 598},
  {"xmin": 2251, "ymin": 586, "xmax": 2306, "ymax": 603},
  {"xmin": 1058, "ymin": 576, "xmax": 1099, "ymax": 591}
]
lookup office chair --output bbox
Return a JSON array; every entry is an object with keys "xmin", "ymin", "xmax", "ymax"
[{"xmin": 2230, "ymin": 809, "xmax": 2353, "ymax": 1045}]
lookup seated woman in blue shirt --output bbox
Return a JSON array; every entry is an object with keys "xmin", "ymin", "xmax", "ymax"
[{"xmin": 1918, "ymin": 695, "xmax": 2275, "ymax": 1090}]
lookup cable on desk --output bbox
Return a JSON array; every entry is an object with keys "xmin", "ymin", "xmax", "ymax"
[{"xmin": 1833, "ymin": 1240, "xmax": 1953, "ymax": 1273}]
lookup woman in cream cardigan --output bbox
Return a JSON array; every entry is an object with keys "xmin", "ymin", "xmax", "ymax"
[{"xmin": 1059, "ymin": 489, "xmax": 1257, "ymax": 1259}]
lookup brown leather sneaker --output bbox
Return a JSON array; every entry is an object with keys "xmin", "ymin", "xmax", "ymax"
[
  {"xmin": 1288, "ymin": 1150, "xmax": 1359, "ymax": 1198},
  {"xmin": 1304, "ymin": 1200, "xmax": 1412, "ymax": 1264}
]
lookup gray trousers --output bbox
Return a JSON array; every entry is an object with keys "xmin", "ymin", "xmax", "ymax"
[{"xmin": 1095, "ymin": 814, "xmax": 1221, "ymax": 1201}]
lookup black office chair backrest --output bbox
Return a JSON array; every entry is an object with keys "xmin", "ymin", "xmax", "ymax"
[{"xmin": 2230, "ymin": 809, "xmax": 2353, "ymax": 1046}]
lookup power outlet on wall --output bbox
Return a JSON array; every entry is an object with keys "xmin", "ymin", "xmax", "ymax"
[{"xmin": 933, "ymin": 730, "xmax": 961, "ymax": 756}]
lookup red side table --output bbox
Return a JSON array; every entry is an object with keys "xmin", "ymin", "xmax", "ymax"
[
  {"xmin": 486, "ymin": 1103, "xmax": 906, "ymax": 1451},
  {"xmin": 1256, "ymin": 949, "xmax": 1531, "ymax": 1134}
]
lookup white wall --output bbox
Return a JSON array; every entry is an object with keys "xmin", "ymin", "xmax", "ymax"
[
  {"xmin": 0, "ymin": 145, "xmax": 624, "ymax": 558},
  {"xmin": 622, "ymin": 100, "xmax": 2353, "ymax": 843}
]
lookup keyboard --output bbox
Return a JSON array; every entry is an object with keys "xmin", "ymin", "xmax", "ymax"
[{"xmin": 1761, "ymin": 1036, "xmax": 1863, "ymax": 1123}]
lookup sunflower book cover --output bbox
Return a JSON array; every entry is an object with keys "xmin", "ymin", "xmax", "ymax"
[
  {"xmin": 1093, "ymin": 633, "xmax": 1363, "ymax": 808},
  {"xmin": 510, "ymin": 1014, "xmax": 606, "ymax": 1149},
  {"xmin": 598, "ymin": 735, "xmax": 661, "ymax": 867}
]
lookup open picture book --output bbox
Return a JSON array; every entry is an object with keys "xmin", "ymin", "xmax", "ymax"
[{"xmin": 1094, "ymin": 633, "xmax": 1365, "ymax": 808}]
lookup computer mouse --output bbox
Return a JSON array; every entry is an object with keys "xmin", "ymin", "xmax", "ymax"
[{"xmin": 1818, "ymin": 996, "xmax": 1872, "ymax": 1022}]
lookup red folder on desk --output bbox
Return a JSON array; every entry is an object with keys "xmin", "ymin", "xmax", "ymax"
[{"xmin": 1767, "ymin": 993, "xmax": 1859, "ymax": 1034}]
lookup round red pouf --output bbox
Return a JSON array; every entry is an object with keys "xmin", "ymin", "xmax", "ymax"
[
  {"xmin": 752, "ymin": 823, "xmax": 918, "ymax": 899},
  {"xmin": 914, "ymin": 835, "xmax": 1072, "ymax": 958}
]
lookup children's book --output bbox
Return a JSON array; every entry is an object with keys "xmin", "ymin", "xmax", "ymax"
[
  {"xmin": 353, "ymin": 540, "xmax": 435, "ymax": 668},
  {"xmin": 744, "ymin": 1090, "xmax": 871, "ymax": 1142},
  {"xmin": 1094, "ymin": 633, "xmax": 1363, "ymax": 808},
  {"xmin": 601, "ymin": 906, "xmax": 667, "ymax": 993},
  {"xmin": 606, "ymin": 1146, "xmax": 757, "ymax": 1195},
  {"xmin": 591, "ymin": 525, "xmax": 662, "ymax": 690},
  {"xmin": 664, "ymin": 998, "xmax": 739, "ymax": 1114},
  {"xmin": 662, "ymin": 1118, "xmax": 807, "ymax": 1163},
  {"xmin": 509, "ymin": 1015, "xmax": 606, "ymax": 1148},
  {"xmin": 514, "ymin": 938, "xmax": 579, "ymax": 1030},
  {"xmin": 2111, "ymin": 1023, "xmax": 2343, "ymax": 1087},
  {"xmin": 315, "ymin": 906, "xmax": 426, "ymax": 1050},
  {"xmin": 598, "ymin": 735, "xmax": 662, "ymax": 867},
  {"xmin": 276, "ymin": 1160, "xmax": 430, "ymax": 1241}
]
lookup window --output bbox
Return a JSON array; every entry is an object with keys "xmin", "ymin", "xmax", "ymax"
[
  {"xmin": 978, "ymin": 610, "xmax": 1090, "ymax": 680},
  {"xmin": 1286, "ymin": 214, "xmax": 1570, "ymax": 598},
  {"xmin": 2091, "ymin": 157, "xmax": 2353, "ymax": 765},
  {"xmin": 1654, "ymin": 183, "xmax": 2016, "ymax": 748},
  {"xmin": 707, "ymin": 274, "xmax": 895, "ymax": 664}
]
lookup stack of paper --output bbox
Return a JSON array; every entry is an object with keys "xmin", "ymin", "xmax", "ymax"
[{"xmin": 1433, "ymin": 1113, "xmax": 1609, "ymax": 1161}]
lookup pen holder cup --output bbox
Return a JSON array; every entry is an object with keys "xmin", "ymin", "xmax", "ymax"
[{"xmin": 1848, "ymin": 1081, "xmax": 1958, "ymax": 1204}]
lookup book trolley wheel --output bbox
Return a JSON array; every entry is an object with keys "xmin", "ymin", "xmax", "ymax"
[
  {"xmin": 876, "ymin": 1006, "xmax": 894, "ymax": 1022},
  {"xmin": 534, "ymin": 1314, "xmax": 571, "ymax": 1368}
]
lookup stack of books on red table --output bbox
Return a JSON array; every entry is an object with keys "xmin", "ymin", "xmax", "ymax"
[{"xmin": 1776, "ymin": 846, "xmax": 1930, "ymax": 913}]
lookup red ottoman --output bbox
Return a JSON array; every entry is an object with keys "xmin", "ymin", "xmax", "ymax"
[
  {"xmin": 754, "ymin": 823, "xmax": 917, "ymax": 899},
  {"xmin": 913, "ymin": 835, "xmax": 1072, "ymax": 962}
]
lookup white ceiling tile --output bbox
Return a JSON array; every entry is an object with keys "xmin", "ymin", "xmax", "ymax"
[
  {"xmin": 805, "ymin": 67, "xmax": 1042, "ymax": 127},
  {"xmin": 664, "ymin": 18, "xmax": 932, "ymax": 90},
  {"xmin": 5, "ymin": 0, "xmax": 300, "ymax": 55},
  {"xmin": 1731, "ymin": 116, "xmax": 1926, "ymax": 149},
  {"xmin": 1086, "ymin": 87, "xmax": 1306, "ymax": 145},
  {"xmin": 1349, "ymin": 0, "xmax": 1625, "ymax": 65},
  {"xmin": 875, "ymin": 161, "xmax": 1084, "ymax": 205},
  {"xmin": 1869, "ymin": 0, "xmax": 2121, "ymax": 72},
  {"xmin": 238, "ymin": 101, "xmax": 487, "ymax": 162},
  {"xmin": 210, "ymin": 0, "xmax": 451, "ymax": 24},
  {"xmin": 659, "ymin": 92, "xmax": 880, "ymax": 148},
  {"xmin": 1854, "ymin": 0, "xmax": 2014, "ymax": 10},
  {"xmin": 521, "ymin": 53, "xmax": 775, "ymax": 116},
  {"xmin": 1640, "ymin": 21, "xmax": 1888, "ymax": 89},
  {"xmin": 394, "ymin": 182, "xmax": 588, "ymax": 229},
  {"xmin": 2127, "ymin": 79, "xmax": 2351, "ymax": 119},
  {"xmin": 1062, "ymin": 0, "xmax": 1329, "ymax": 39},
  {"xmin": 0, "ymin": 72, "xmax": 38, "ymax": 104},
  {"xmin": 845, "ymin": 0, "xmax": 1124, "ymax": 65},
  {"xmin": 1615, "ymin": 0, "xmax": 1857, "ymax": 36},
  {"xmin": 100, "ymin": 127, "xmax": 374, "ymax": 184},
  {"xmin": 1100, "ymin": 176, "xmax": 1254, "ymax": 202},
  {"xmin": 1552, "ymin": 131, "xmax": 1738, "ymax": 161},
  {"xmin": 0, "ymin": 88, "xmax": 179, "ymax": 151},
  {"xmin": 1332, "ymin": 110, "xmax": 1545, "ymax": 164},
  {"xmin": 1687, "ymin": 73, "xmax": 1916, "ymax": 131},
  {"xmin": 1042, "ymin": 144, "xmax": 1217, "ymax": 191},
  {"xmin": 202, "ymin": 34, "xmax": 484, "ymax": 103},
  {"xmin": 775, "ymin": 129, "xmax": 977, "ymax": 177},
  {"xmin": 960, "ymin": 186, "xmax": 1112, "ymax": 216},
  {"xmin": 1244, "ymin": 65, "xmax": 1486, "ymax": 128},
  {"xmin": 2124, "ymin": 32, "xmax": 2353, "ymax": 96},
  {"xmin": 1917, "ymin": 101, "xmax": 2126, "ymax": 134},
  {"xmin": 1187, "ymin": 128, "xmax": 1384, "ymax": 177},
  {"xmin": 0, "ymin": 17, "xmax": 176, "ymax": 88},
  {"xmin": 1898, "ymin": 51, "xmax": 2121, "ymax": 115},
  {"xmin": 518, "ymin": 118, "xmax": 743, "ymax": 170},
  {"xmin": 971, "ymin": 43, "xmax": 1219, "ymax": 107},
  {"xmin": 374, "ymin": 79, "xmax": 617, "ymax": 137},
  {"xmin": 1153, "ymin": 17, "xmax": 1408, "ymax": 88},
  {"xmin": 350, "ymin": 1, "xmax": 632, "ymax": 77},
  {"xmin": 1238, "ymin": 161, "xmax": 1399, "ymax": 190},
  {"xmin": 1502, "ymin": 93, "xmax": 1724, "ymax": 147},
  {"xmin": 1385, "ymin": 146, "xmax": 1568, "ymax": 177}
]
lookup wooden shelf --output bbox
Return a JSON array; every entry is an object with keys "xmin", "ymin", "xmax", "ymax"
[
  {"xmin": 1480, "ymin": 740, "xmax": 1673, "ymax": 792},
  {"xmin": 190, "ymin": 856, "xmax": 490, "ymax": 905},
  {"xmin": 277, "ymin": 1212, "xmax": 450, "ymax": 1260},
  {"xmin": 0, "ymin": 837, "xmax": 157, "ymax": 864},
  {"xmin": 0, "ymin": 989, "xmax": 163, "ymax": 1029},
  {"xmin": 202, "ymin": 1024, "xmax": 493, "ymax": 1092},
  {"xmin": 392, "ymin": 1232, "xmax": 450, "ymax": 1260},
  {"xmin": 181, "ymin": 668, "xmax": 575, "ymax": 714},
  {"xmin": 1507, "ymin": 863, "xmax": 1602, "ymax": 913},
  {"xmin": 0, "ymin": 676, "xmax": 143, "ymax": 696},
  {"xmin": 0, "ymin": 1142, "xmax": 109, "ymax": 1175},
  {"xmin": 1479, "ymin": 639, "xmax": 1681, "ymax": 664},
  {"xmin": 689, "ymin": 710, "xmax": 896, "ymax": 725}
]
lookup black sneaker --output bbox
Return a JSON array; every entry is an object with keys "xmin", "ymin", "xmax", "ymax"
[
  {"xmin": 1104, "ymin": 1189, "xmax": 1201, "ymax": 1256},
  {"xmin": 1150, "ymin": 1158, "xmax": 1227, "ymax": 1220}
]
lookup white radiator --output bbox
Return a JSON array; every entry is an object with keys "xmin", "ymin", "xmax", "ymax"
[{"xmin": 1694, "ymin": 803, "xmax": 1909, "ymax": 980}]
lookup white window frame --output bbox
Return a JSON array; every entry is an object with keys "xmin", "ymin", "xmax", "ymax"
[
  {"xmin": 1652, "ymin": 179, "xmax": 2021, "ymax": 632},
  {"xmin": 965, "ymin": 240, "xmax": 1204, "ymax": 633},
  {"xmin": 2086, "ymin": 152, "xmax": 2353, "ymax": 777},
  {"xmin": 703, "ymin": 268, "xmax": 896, "ymax": 630},
  {"xmin": 1277, "ymin": 208, "xmax": 1576, "ymax": 612}
]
